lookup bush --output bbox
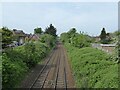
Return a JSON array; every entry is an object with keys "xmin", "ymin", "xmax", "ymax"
[
  {"xmin": 39, "ymin": 34, "xmax": 56, "ymax": 48},
  {"xmin": 71, "ymin": 34, "xmax": 91, "ymax": 48},
  {"xmin": 60, "ymin": 29, "xmax": 92, "ymax": 48},
  {"xmin": 2, "ymin": 53, "xmax": 28, "ymax": 88},
  {"xmin": 2, "ymin": 41, "xmax": 50, "ymax": 88},
  {"xmin": 65, "ymin": 43, "xmax": 118, "ymax": 88}
]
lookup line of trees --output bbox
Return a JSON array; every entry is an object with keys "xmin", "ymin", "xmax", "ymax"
[
  {"xmin": 61, "ymin": 29, "xmax": 119, "ymax": 88},
  {"xmin": 60, "ymin": 28, "xmax": 93, "ymax": 48},
  {"xmin": 34, "ymin": 24, "xmax": 57, "ymax": 37},
  {"xmin": 34, "ymin": 24, "xmax": 57, "ymax": 48}
]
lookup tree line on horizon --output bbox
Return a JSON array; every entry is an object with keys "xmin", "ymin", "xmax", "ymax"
[
  {"xmin": 34, "ymin": 24, "xmax": 57, "ymax": 37},
  {"xmin": 1, "ymin": 24, "xmax": 119, "ymax": 49}
]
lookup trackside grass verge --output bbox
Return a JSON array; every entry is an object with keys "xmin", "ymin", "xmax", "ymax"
[{"xmin": 64, "ymin": 43, "xmax": 118, "ymax": 88}]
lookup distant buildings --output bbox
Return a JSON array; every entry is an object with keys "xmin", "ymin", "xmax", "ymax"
[
  {"xmin": 92, "ymin": 32, "xmax": 112, "ymax": 43},
  {"xmin": 101, "ymin": 44, "xmax": 116, "ymax": 53},
  {"xmin": 91, "ymin": 31, "xmax": 117, "ymax": 53},
  {"xmin": 25, "ymin": 34, "xmax": 40, "ymax": 42},
  {"xmin": 12, "ymin": 29, "xmax": 40, "ymax": 46},
  {"xmin": 92, "ymin": 43, "xmax": 116, "ymax": 54},
  {"xmin": 12, "ymin": 29, "xmax": 26, "ymax": 45}
]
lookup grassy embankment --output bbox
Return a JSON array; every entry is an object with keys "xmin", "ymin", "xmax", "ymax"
[{"xmin": 65, "ymin": 43, "xmax": 118, "ymax": 88}]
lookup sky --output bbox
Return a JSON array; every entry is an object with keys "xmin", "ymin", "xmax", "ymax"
[{"xmin": 2, "ymin": 2, "xmax": 118, "ymax": 36}]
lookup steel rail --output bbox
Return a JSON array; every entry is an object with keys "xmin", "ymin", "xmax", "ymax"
[
  {"xmin": 40, "ymin": 46, "xmax": 59, "ymax": 89},
  {"xmin": 54, "ymin": 44, "xmax": 61, "ymax": 89},
  {"xmin": 29, "ymin": 47, "xmax": 56, "ymax": 89}
]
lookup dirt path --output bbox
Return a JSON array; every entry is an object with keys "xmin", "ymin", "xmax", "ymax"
[{"xmin": 19, "ymin": 42, "xmax": 75, "ymax": 89}]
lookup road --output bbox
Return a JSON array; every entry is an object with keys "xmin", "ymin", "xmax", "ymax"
[{"xmin": 20, "ymin": 42, "xmax": 75, "ymax": 89}]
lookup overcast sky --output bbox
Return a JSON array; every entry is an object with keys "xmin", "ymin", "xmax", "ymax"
[{"xmin": 2, "ymin": 2, "xmax": 118, "ymax": 36}]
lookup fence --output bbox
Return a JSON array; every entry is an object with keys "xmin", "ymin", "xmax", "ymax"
[{"xmin": 92, "ymin": 43, "xmax": 116, "ymax": 54}]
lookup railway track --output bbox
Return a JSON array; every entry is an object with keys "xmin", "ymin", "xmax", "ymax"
[
  {"xmin": 54, "ymin": 44, "xmax": 67, "ymax": 89},
  {"xmin": 27, "ymin": 42, "xmax": 74, "ymax": 89},
  {"xmin": 29, "ymin": 45, "xmax": 58, "ymax": 89}
]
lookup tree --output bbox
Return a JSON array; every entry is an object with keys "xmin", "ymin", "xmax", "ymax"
[
  {"xmin": 68, "ymin": 28, "xmax": 76, "ymax": 35},
  {"xmin": 40, "ymin": 34, "xmax": 56, "ymax": 48},
  {"xmin": 0, "ymin": 27, "xmax": 13, "ymax": 48},
  {"xmin": 60, "ymin": 27, "xmax": 91, "ymax": 48},
  {"xmin": 60, "ymin": 33, "xmax": 69, "ymax": 43},
  {"xmin": 44, "ymin": 24, "xmax": 57, "ymax": 37},
  {"xmin": 67, "ymin": 28, "xmax": 77, "ymax": 43},
  {"xmin": 34, "ymin": 27, "xmax": 43, "ymax": 34},
  {"xmin": 100, "ymin": 28, "xmax": 108, "ymax": 44},
  {"xmin": 72, "ymin": 34, "xmax": 91, "ymax": 48},
  {"xmin": 100, "ymin": 28, "xmax": 112, "ymax": 44},
  {"xmin": 100, "ymin": 28, "xmax": 106, "ymax": 40}
]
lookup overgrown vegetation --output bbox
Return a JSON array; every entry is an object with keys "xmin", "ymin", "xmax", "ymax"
[
  {"xmin": 39, "ymin": 34, "xmax": 56, "ymax": 48},
  {"xmin": 0, "ymin": 27, "xmax": 13, "ymax": 48},
  {"xmin": 60, "ymin": 28, "xmax": 93, "ymax": 48},
  {"xmin": 2, "ymin": 41, "xmax": 50, "ymax": 88},
  {"xmin": 2, "ymin": 25, "xmax": 57, "ymax": 88},
  {"xmin": 60, "ymin": 27, "xmax": 118, "ymax": 88},
  {"xmin": 65, "ymin": 43, "xmax": 118, "ymax": 88}
]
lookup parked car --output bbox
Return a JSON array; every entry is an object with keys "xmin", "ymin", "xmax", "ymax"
[{"xmin": 7, "ymin": 41, "xmax": 18, "ymax": 47}]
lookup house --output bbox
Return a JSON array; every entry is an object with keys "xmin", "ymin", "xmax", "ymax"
[
  {"xmin": 25, "ymin": 34, "xmax": 40, "ymax": 42},
  {"xmin": 12, "ymin": 29, "xmax": 26, "ymax": 45}
]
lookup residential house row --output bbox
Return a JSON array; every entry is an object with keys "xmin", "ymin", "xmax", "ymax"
[{"xmin": 10, "ymin": 29, "xmax": 40, "ymax": 47}]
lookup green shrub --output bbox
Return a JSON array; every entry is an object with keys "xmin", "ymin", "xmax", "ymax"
[
  {"xmin": 2, "ymin": 41, "xmax": 50, "ymax": 88},
  {"xmin": 60, "ymin": 28, "xmax": 93, "ymax": 48},
  {"xmin": 71, "ymin": 34, "xmax": 91, "ymax": 48},
  {"xmin": 39, "ymin": 34, "xmax": 56, "ymax": 48},
  {"xmin": 65, "ymin": 43, "xmax": 118, "ymax": 88},
  {"xmin": 2, "ymin": 53, "xmax": 28, "ymax": 88}
]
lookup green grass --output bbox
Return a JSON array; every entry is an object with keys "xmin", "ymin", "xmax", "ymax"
[{"xmin": 65, "ymin": 43, "xmax": 118, "ymax": 88}]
